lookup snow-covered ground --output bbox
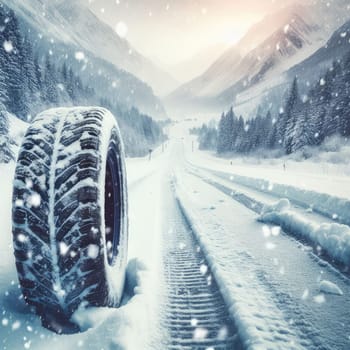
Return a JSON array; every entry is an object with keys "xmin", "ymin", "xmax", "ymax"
[
  {"xmin": 1, "ymin": 120, "xmax": 350, "ymax": 349},
  {"xmin": 0, "ymin": 133, "xmax": 170, "ymax": 350}
]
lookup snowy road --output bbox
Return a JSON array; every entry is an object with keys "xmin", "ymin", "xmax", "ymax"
[
  {"xmin": 170, "ymin": 139, "xmax": 350, "ymax": 350},
  {"xmin": 1, "ymin": 129, "xmax": 350, "ymax": 349}
]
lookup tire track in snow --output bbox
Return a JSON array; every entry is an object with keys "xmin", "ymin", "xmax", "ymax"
[{"xmin": 161, "ymin": 182, "xmax": 243, "ymax": 350}]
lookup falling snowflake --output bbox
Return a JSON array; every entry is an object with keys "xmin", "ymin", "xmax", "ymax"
[
  {"xmin": 191, "ymin": 318, "xmax": 198, "ymax": 327},
  {"xmin": 262, "ymin": 225, "xmax": 271, "ymax": 237},
  {"xmin": 17, "ymin": 234, "xmax": 27, "ymax": 243},
  {"xmin": 87, "ymin": 244, "xmax": 99, "ymax": 259},
  {"xmin": 271, "ymin": 226, "xmax": 280, "ymax": 236},
  {"xmin": 15, "ymin": 199, "xmax": 24, "ymax": 207},
  {"xmin": 218, "ymin": 325, "xmax": 228, "ymax": 340},
  {"xmin": 314, "ymin": 294, "xmax": 326, "ymax": 304},
  {"xmin": 179, "ymin": 242, "xmax": 186, "ymax": 250},
  {"xmin": 193, "ymin": 327, "xmax": 208, "ymax": 340},
  {"xmin": 3, "ymin": 40, "xmax": 13, "ymax": 53},
  {"xmin": 115, "ymin": 22, "xmax": 128, "ymax": 38},
  {"xmin": 320, "ymin": 78, "xmax": 326, "ymax": 86},
  {"xmin": 59, "ymin": 242, "xmax": 69, "ymax": 256},
  {"xmin": 27, "ymin": 192, "xmax": 41, "ymax": 208},
  {"xmin": 200, "ymin": 264, "xmax": 208, "ymax": 275},
  {"xmin": 12, "ymin": 320, "xmax": 20, "ymax": 330},
  {"xmin": 25, "ymin": 178, "xmax": 33, "ymax": 189},
  {"xmin": 75, "ymin": 51, "xmax": 85, "ymax": 61}
]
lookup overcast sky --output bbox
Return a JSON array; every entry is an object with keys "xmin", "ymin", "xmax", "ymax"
[{"xmin": 88, "ymin": 0, "xmax": 296, "ymax": 65}]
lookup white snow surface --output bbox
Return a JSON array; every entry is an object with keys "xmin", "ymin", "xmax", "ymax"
[{"xmin": 1, "ymin": 119, "xmax": 350, "ymax": 349}]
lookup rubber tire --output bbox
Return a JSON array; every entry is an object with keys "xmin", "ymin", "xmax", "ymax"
[{"xmin": 12, "ymin": 107, "xmax": 128, "ymax": 334}]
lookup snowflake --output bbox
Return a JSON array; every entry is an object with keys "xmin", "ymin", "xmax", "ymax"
[
  {"xmin": 87, "ymin": 244, "xmax": 99, "ymax": 259},
  {"xmin": 12, "ymin": 320, "xmax": 20, "ymax": 330},
  {"xmin": 200, "ymin": 264, "xmax": 208, "ymax": 275},
  {"xmin": 17, "ymin": 234, "xmax": 27, "ymax": 243},
  {"xmin": 27, "ymin": 193, "xmax": 41, "ymax": 208},
  {"xmin": 75, "ymin": 51, "xmax": 85, "ymax": 61},
  {"xmin": 191, "ymin": 318, "xmax": 198, "ymax": 327},
  {"xmin": 59, "ymin": 242, "xmax": 69, "ymax": 256},
  {"xmin": 115, "ymin": 22, "xmax": 128, "ymax": 38},
  {"xmin": 193, "ymin": 327, "xmax": 208, "ymax": 340},
  {"xmin": 314, "ymin": 294, "xmax": 326, "ymax": 304},
  {"xmin": 3, "ymin": 40, "xmax": 13, "ymax": 53},
  {"xmin": 262, "ymin": 225, "xmax": 271, "ymax": 237},
  {"xmin": 271, "ymin": 226, "xmax": 280, "ymax": 236}
]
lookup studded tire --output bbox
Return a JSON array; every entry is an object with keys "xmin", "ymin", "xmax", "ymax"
[{"xmin": 12, "ymin": 107, "xmax": 128, "ymax": 333}]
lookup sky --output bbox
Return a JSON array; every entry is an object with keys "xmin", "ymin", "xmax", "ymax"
[{"xmin": 88, "ymin": 0, "xmax": 297, "ymax": 66}]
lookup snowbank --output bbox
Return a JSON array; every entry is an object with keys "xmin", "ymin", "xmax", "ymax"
[
  {"xmin": 319, "ymin": 280, "xmax": 343, "ymax": 296},
  {"xmin": 216, "ymin": 170, "xmax": 350, "ymax": 226},
  {"xmin": 259, "ymin": 199, "xmax": 350, "ymax": 266}
]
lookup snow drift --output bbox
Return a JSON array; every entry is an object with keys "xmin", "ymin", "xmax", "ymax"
[
  {"xmin": 222, "ymin": 171, "xmax": 350, "ymax": 226},
  {"xmin": 260, "ymin": 199, "xmax": 350, "ymax": 266}
]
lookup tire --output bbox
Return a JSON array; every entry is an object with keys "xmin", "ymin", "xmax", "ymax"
[{"xmin": 12, "ymin": 107, "xmax": 128, "ymax": 333}]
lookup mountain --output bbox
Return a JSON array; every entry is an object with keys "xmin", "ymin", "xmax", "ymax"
[
  {"xmin": 166, "ymin": 43, "xmax": 230, "ymax": 84},
  {"xmin": 288, "ymin": 19, "xmax": 350, "ymax": 82},
  {"xmin": 3, "ymin": 0, "xmax": 174, "ymax": 118},
  {"xmin": 166, "ymin": 0, "xmax": 350, "ymax": 118}
]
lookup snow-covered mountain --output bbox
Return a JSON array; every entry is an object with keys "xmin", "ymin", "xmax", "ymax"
[
  {"xmin": 3, "ymin": 0, "xmax": 177, "ymax": 97},
  {"xmin": 165, "ymin": 0, "xmax": 350, "ymax": 118},
  {"xmin": 169, "ymin": 5, "xmax": 316, "ymax": 98},
  {"xmin": 288, "ymin": 18, "xmax": 350, "ymax": 83}
]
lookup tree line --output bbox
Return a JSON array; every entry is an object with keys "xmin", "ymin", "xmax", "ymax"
[
  {"xmin": 195, "ymin": 52, "xmax": 350, "ymax": 156},
  {"xmin": 0, "ymin": 4, "xmax": 165, "ymax": 161}
]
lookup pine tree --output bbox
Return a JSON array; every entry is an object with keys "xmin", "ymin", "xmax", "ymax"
[
  {"xmin": 217, "ymin": 113, "xmax": 227, "ymax": 154},
  {"xmin": 1, "ymin": 10, "xmax": 27, "ymax": 118},
  {"xmin": 22, "ymin": 34, "xmax": 38, "ymax": 94},
  {"xmin": 234, "ymin": 116, "xmax": 245, "ymax": 152},
  {"xmin": 225, "ymin": 108, "xmax": 235, "ymax": 151},
  {"xmin": 284, "ymin": 77, "xmax": 300, "ymax": 154},
  {"xmin": 43, "ymin": 55, "xmax": 58, "ymax": 104},
  {"xmin": 0, "ymin": 104, "xmax": 15, "ymax": 163},
  {"xmin": 336, "ymin": 53, "xmax": 350, "ymax": 137},
  {"xmin": 34, "ymin": 54, "xmax": 43, "ymax": 92},
  {"xmin": 0, "ymin": 65, "xmax": 8, "ymax": 105}
]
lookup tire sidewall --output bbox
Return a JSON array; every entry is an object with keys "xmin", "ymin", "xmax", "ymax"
[{"xmin": 98, "ymin": 110, "xmax": 128, "ymax": 307}]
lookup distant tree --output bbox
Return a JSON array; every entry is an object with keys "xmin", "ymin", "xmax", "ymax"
[
  {"xmin": 284, "ymin": 77, "xmax": 301, "ymax": 154},
  {"xmin": 198, "ymin": 124, "xmax": 217, "ymax": 150},
  {"xmin": 217, "ymin": 113, "xmax": 227, "ymax": 154},
  {"xmin": 43, "ymin": 55, "xmax": 58, "ymax": 104},
  {"xmin": 1, "ymin": 10, "xmax": 27, "ymax": 118},
  {"xmin": 0, "ymin": 105, "xmax": 15, "ymax": 163},
  {"xmin": 336, "ymin": 53, "xmax": 350, "ymax": 138}
]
